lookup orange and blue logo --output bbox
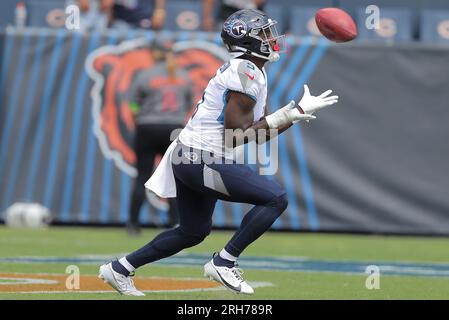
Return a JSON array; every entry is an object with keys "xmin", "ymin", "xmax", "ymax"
[{"xmin": 85, "ymin": 38, "xmax": 229, "ymax": 176}]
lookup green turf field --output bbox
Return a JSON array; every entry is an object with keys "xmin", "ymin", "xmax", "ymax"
[{"xmin": 1, "ymin": 226, "xmax": 449, "ymax": 300}]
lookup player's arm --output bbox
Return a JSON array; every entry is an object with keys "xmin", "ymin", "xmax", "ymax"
[
  {"xmin": 224, "ymin": 91, "xmax": 260, "ymax": 147},
  {"xmin": 224, "ymin": 91, "xmax": 311, "ymax": 147},
  {"xmin": 202, "ymin": 0, "xmax": 215, "ymax": 31},
  {"xmin": 151, "ymin": 0, "xmax": 166, "ymax": 30},
  {"xmin": 78, "ymin": 0, "xmax": 90, "ymax": 12},
  {"xmin": 264, "ymin": 85, "xmax": 339, "ymax": 132},
  {"xmin": 128, "ymin": 91, "xmax": 142, "ymax": 118},
  {"xmin": 262, "ymin": 105, "xmax": 294, "ymax": 137},
  {"xmin": 128, "ymin": 73, "xmax": 147, "ymax": 118},
  {"xmin": 224, "ymin": 92, "xmax": 255, "ymax": 129}
]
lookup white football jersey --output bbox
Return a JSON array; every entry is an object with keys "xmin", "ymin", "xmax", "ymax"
[{"xmin": 178, "ymin": 58, "xmax": 267, "ymax": 158}]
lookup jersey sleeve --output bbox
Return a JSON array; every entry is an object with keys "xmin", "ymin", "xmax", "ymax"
[{"xmin": 224, "ymin": 60, "xmax": 263, "ymax": 102}]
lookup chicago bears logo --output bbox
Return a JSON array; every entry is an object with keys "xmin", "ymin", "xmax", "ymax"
[
  {"xmin": 85, "ymin": 38, "xmax": 229, "ymax": 176},
  {"xmin": 224, "ymin": 19, "xmax": 247, "ymax": 38}
]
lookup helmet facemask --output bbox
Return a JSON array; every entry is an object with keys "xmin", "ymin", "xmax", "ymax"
[{"xmin": 249, "ymin": 19, "xmax": 286, "ymax": 62}]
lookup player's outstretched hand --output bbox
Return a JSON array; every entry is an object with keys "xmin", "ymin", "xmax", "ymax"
[
  {"xmin": 265, "ymin": 100, "xmax": 316, "ymax": 129},
  {"xmin": 298, "ymin": 85, "xmax": 339, "ymax": 115},
  {"xmin": 284, "ymin": 100, "xmax": 317, "ymax": 123}
]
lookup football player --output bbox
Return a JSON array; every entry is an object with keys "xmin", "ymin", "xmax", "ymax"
[{"xmin": 99, "ymin": 9, "xmax": 338, "ymax": 296}]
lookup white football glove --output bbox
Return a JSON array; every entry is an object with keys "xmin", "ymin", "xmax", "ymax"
[
  {"xmin": 265, "ymin": 100, "xmax": 316, "ymax": 129},
  {"xmin": 298, "ymin": 84, "xmax": 339, "ymax": 115}
]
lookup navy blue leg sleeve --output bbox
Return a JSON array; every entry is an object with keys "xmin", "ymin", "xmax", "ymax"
[
  {"xmin": 224, "ymin": 193, "xmax": 288, "ymax": 257},
  {"xmin": 172, "ymin": 144, "xmax": 289, "ymax": 259},
  {"xmin": 126, "ymin": 226, "xmax": 209, "ymax": 268},
  {"xmin": 126, "ymin": 170, "xmax": 216, "ymax": 268},
  {"xmin": 125, "ymin": 143, "xmax": 288, "ymax": 269}
]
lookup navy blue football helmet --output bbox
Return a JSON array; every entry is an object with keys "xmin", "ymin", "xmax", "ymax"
[{"xmin": 221, "ymin": 9, "xmax": 286, "ymax": 62}]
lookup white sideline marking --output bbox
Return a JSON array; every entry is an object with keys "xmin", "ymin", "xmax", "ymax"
[
  {"xmin": 6, "ymin": 281, "xmax": 274, "ymax": 294},
  {"xmin": 0, "ymin": 277, "xmax": 58, "ymax": 285}
]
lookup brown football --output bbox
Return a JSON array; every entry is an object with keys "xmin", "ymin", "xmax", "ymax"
[{"xmin": 315, "ymin": 8, "xmax": 358, "ymax": 43}]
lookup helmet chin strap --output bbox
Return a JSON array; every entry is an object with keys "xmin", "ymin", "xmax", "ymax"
[
  {"xmin": 229, "ymin": 52, "xmax": 245, "ymax": 58},
  {"xmin": 231, "ymin": 45, "xmax": 279, "ymax": 62},
  {"xmin": 249, "ymin": 51, "xmax": 279, "ymax": 62}
]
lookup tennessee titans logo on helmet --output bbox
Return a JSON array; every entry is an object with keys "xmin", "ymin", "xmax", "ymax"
[{"xmin": 224, "ymin": 19, "xmax": 247, "ymax": 39}]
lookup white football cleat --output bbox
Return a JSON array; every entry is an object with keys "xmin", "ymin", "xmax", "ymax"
[
  {"xmin": 204, "ymin": 258, "xmax": 254, "ymax": 295},
  {"xmin": 98, "ymin": 262, "xmax": 145, "ymax": 296}
]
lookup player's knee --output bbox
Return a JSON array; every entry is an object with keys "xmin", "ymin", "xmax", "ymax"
[
  {"xmin": 185, "ymin": 233, "xmax": 207, "ymax": 247},
  {"xmin": 178, "ymin": 227, "xmax": 210, "ymax": 247},
  {"xmin": 278, "ymin": 193, "xmax": 289, "ymax": 212},
  {"xmin": 269, "ymin": 193, "xmax": 289, "ymax": 214}
]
